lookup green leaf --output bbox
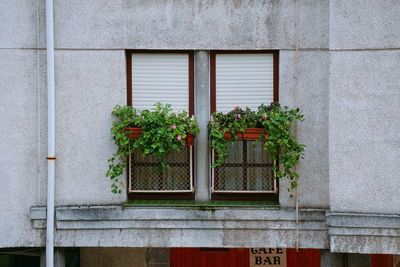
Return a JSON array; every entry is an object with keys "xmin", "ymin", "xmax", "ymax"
[
  {"xmin": 106, "ymin": 103, "xmax": 200, "ymax": 193},
  {"xmin": 208, "ymin": 102, "xmax": 305, "ymax": 191}
]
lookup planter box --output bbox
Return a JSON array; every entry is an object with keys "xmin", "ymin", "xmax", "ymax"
[
  {"xmin": 126, "ymin": 127, "xmax": 195, "ymax": 146},
  {"xmin": 223, "ymin": 128, "xmax": 267, "ymax": 141},
  {"xmin": 126, "ymin": 127, "xmax": 142, "ymax": 139},
  {"xmin": 185, "ymin": 134, "xmax": 194, "ymax": 146}
]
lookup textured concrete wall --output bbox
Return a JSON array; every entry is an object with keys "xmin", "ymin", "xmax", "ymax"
[
  {"xmin": 51, "ymin": 0, "xmax": 329, "ymax": 50},
  {"xmin": 280, "ymin": 51, "xmax": 330, "ymax": 208},
  {"xmin": 329, "ymin": 1, "xmax": 400, "ymax": 214},
  {"xmin": 0, "ymin": 0, "xmax": 43, "ymax": 49},
  {"xmin": 1, "ymin": 0, "xmax": 329, "ymax": 50},
  {"xmin": 54, "ymin": 50, "xmax": 126, "ymax": 205},
  {"xmin": 0, "ymin": 50, "xmax": 44, "ymax": 247},
  {"xmin": 329, "ymin": 51, "xmax": 400, "ymax": 214},
  {"xmin": 330, "ymin": 0, "xmax": 400, "ymax": 50},
  {"xmin": 0, "ymin": 0, "xmax": 45, "ymax": 247}
]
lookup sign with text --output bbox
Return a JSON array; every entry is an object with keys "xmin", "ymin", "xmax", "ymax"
[{"xmin": 249, "ymin": 248, "xmax": 287, "ymax": 267}]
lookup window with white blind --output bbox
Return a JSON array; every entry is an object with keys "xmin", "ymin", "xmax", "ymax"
[
  {"xmin": 131, "ymin": 53, "xmax": 190, "ymax": 112},
  {"xmin": 210, "ymin": 52, "xmax": 279, "ymax": 200},
  {"xmin": 214, "ymin": 53, "xmax": 276, "ymax": 112},
  {"xmin": 127, "ymin": 52, "xmax": 194, "ymax": 200}
]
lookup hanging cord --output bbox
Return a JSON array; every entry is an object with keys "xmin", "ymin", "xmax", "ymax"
[
  {"xmin": 36, "ymin": 0, "xmax": 41, "ymax": 203},
  {"xmin": 294, "ymin": 0, "xmax": 300, "ymax": 252}
]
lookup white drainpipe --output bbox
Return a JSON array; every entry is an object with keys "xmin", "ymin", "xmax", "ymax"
[{"xmin": 45, "ymin": 0, "xmax": 55, "ymax": 266}]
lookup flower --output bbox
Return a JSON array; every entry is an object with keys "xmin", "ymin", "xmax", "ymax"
[
  {"xmin": 177, "ymin": 135, "xmax": 182, "ymax": 141},
  {"xmin": 233, "ymin": 106, "xmax": 240, "ymax": 110},
  {"xmin": 235, "ymin": 114, "xmax": 241, "ymax": 120},
  {"xmin": 262, "ymin": 114, "xmax": 268, "ymax": 120},
  {"xmin": 171, "ymin": 124, "xmax": 176, "ymax": 129}
]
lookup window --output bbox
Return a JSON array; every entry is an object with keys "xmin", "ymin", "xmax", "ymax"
[
  {"xmin": 210, "ymin": 51, "xmax": 279, "ymax": 200},
  {"xmin": 126, "ymin": 51, "xmax": 194, "ymax": 200},
  {"xmin": 126, "ymin": 51, "xmax": 279, "ymax": 201},
  {"xmin": 129, "ymin": 53, "xmax": 193, "ymax": 113}
]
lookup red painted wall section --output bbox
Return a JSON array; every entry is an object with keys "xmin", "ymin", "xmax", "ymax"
[
  {"xmin": 287, "ymin": 249, "xmax": 320, "ymax": 267},
  {"xmin": 371, "ymin": 254, "xmax": 393, "ymax": 267},
  {"xmin": 171, "ymin": 248, "xmax": 320, "ymax": 267},
  {"xmin": 171, "ymin": 248, "xmax": 249, "ymax": 267}
]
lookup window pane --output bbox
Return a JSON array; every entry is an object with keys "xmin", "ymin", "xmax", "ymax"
[
  {"xmin": 214, "ymin": 166, "xmax": 243, "ymax": 191},
  {"xmin": 213, "ymin": 140, "xmax": 275, "ymax": 193},
  {"xmin": 130, "ymin": 147, "xmax": 192, "ymax": 192}
]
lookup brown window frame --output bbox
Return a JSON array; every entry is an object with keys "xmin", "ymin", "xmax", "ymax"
[
  {"xmin": 126, "ymin": 50, "xmax": 195, "ymax": 200},
  {"xmin": 210, "ymin": 50, "xmax": 280, "ymax": 201}
]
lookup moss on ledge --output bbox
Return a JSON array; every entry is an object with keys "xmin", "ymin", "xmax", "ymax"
[{"xmin": 123, "ymin": 199, "xmax": 279, "ymax": 208}]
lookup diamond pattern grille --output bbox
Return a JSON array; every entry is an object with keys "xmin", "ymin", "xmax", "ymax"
[
  {"xmin": 130, "ymin": 147, "xmax": 192, "ymax": 192},
  {"xmin": 213, "ymin": 141, "xmax": 276, "ymax": 192}
]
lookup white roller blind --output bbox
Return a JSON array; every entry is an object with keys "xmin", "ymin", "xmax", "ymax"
[
  {"xmin": 132, "ymin": 53, "xmax": 189, "ymax": 112},
  {"xmin": 216, "ymin": 54, "xmax": 274, "ymax": 113}
]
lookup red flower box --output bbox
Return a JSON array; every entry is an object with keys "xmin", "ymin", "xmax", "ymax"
[
  {"xmin": 126, "ymin": 127, "xmax": 195, "ymax": 146},
  {"xmin": 126, "ymin": 127, "xmax": 142, "ymax": 139},
  {"xmin": 185, "ymin": 134, "xmax": 194, "ymax": 146},
  {"xmin": 223, "ymin": 128, "xmax": 267, "ymax": 141}
]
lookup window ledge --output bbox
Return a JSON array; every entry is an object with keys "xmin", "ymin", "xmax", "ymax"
[
  {"xmin": 123, "ymin": 199, "xmax": 280, "ymax": 209},
  {"xmin": 29, "ymin": 205, "xmax": 327, "ymax": 248}
]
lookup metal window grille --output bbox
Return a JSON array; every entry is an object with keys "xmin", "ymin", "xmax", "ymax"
[
  {"xmin": 129, "ymin": 146, "xmax": 193, "ymax": 193},
  {"xmin": 212, "ymin": 140, "xmax": 277, "ymax": 193}
]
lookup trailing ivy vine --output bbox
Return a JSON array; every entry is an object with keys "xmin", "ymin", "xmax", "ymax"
[
  {"xmin": 106, "ymin": 103, "xmax": 199, "ymax": 193},
  {"xmin": 209, "ymin": 103, "xmax": 305, "ymax": 190}
]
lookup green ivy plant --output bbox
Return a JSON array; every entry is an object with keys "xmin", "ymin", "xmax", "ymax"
[
  {"xmin": 209, "ymin": 103, "xmax": 305, "ymax": 190},
  {"xmin": 106, "ymin": 103, "xmax": 200, "ymax": 193}
]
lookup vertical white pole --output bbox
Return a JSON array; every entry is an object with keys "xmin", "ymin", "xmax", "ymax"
[{"xmin": 45, "ymin": 0, "xmax": 55, "ymax": 266}]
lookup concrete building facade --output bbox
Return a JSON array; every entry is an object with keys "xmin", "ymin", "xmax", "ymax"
[{"xmin": 1, "ymin": 0, "xmax": 400, "ymax": 266}]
